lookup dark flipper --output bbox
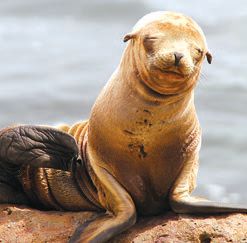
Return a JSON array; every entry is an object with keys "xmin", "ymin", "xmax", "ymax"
[
  {"xmin": 170, "ymin": 153, "xmax": 247, "ymax": 214},
  {"xmin": 0, "ymin": 182, "xmax": 29, "ymax": 204},
  {"xmin": 170, "ymin": 196, "xmax": 247, "ymax": 214},
  {"xmin": 0, "ymin": 125, "xmax": 79, "ymax": 205},
  {"xmin": 0, "ymin": 125, "xmax": 78, "ymax": 171}
]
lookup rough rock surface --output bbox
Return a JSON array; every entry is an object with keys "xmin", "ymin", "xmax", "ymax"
[
  {"xmin": 0, "ymin": 205, "xmax": 246, "ymax": 243},
  {"xmin": 113, "ymin": 212, "xmax": 247, "ymax": 243}
]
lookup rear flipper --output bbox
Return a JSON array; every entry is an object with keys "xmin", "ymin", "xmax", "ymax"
[
  {"xmin": 170, "ymin": 153, "xmax": 247, "ymax": 214},
  {"xmin": 0, "ymin": 182, "xmax": 29, "ymax": 204},
  {"xmin": 0, "ymin": 125, "xmax": 79, "ymax": 205},
  {"xmin": 0, "ymin": 125, "xmax": 79, "ymax": 171}
]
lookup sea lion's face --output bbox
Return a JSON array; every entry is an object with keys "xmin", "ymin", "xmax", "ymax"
[{"xmin": 124, "ymin": 12, "xmax": 212, "ymax": 95}]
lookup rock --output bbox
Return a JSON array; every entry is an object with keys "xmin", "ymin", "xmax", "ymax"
[
  {"xmin": 0, "ymin": 205, "xmax": 246, "ymax": 243},
  {"xmin": 113, "ymin": 212, "xmax": 247, "ymax": 243},
  {"xmin": 0, "ymin": 204, "xmax": 97, "ymax": 243}
]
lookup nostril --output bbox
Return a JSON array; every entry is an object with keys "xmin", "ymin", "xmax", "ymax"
[{"xmin": 174, "ymin": 52, "xmax": 184, "ymax": 66}]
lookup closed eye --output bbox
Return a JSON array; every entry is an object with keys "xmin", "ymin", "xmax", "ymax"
[
  {"xmin": 193, "ymin": 48, "xmax": 204, "ymax": 64},
  {"xmin": 143, "ymin": 36, "xmax": 158, "ymax": 53},
  {"xmin": 146, "ymin": 37, "xmax": 158, "ymax": 40},
  {"xmin": 196, "ymin": 48, "xmax": 203, "ymax": 55},
  {"xmin": 144, "ymin": 36, "xmax": 159, "ymax": 41}
]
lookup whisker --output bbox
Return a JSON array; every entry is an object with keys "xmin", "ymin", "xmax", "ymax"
[{"xmin": 191, "ymin": 66, "xmax": 207, "ymax": 86}]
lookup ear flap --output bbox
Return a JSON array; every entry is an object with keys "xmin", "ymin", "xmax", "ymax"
[
  {"xmin": 123, "ymin": 33, "xmax": 136, "ymax": 43},
  {"xmin": 206, "ymin": 51, "xmax": 213, "ymax": 64}
]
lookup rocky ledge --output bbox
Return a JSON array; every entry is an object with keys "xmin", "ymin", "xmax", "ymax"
[{"xmin": 0, "ymin": 205, "xmax": 246, "ymax": 242}]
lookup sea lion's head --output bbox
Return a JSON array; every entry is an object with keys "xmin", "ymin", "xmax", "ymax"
[{"xmin": 123, "ymin": 11, "xmax": 212, "ymax": 96}]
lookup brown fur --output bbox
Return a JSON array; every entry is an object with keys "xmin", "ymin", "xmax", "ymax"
[
  {"xmin": 76, "ymin": 12, "xmax": 208, "ymax": 214},
  {"xmin": 58, "ymin": 12, "xmax": 213, "ymax": 242}
]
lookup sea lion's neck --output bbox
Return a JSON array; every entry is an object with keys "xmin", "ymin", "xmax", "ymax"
[{"xmin": 118, "ymin": 44, "xmax": 195, "ymax": 114}]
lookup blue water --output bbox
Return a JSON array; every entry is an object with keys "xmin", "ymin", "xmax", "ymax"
[{"xmin": 0, "ymin": 0, "xmax": 246, "ymax": 204}]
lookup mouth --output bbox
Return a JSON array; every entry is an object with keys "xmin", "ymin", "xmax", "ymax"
[
  {"xmin": 160, "ymin": 69, "xmax": 185, "ymax": 78},
  {"xmin": 153, "ymin": 66, "xmax": 186, "ymax": 78}
]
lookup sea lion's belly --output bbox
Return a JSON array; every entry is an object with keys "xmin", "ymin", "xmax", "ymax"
[
  {"xmin": 114, "ymin": 136, "xmax": 184, "ymax": 215},
  {"xmin": 89, "ymin": 110, "xmax": 189, "ymax": 215}
]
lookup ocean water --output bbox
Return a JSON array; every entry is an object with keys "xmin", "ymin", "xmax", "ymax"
[{"xmin": 0, "ymin": 0, "xmax": 246, "ymax": 204}]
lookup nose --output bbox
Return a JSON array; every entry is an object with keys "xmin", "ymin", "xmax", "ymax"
[{"xmin": 174, "ymin": 52, "xmax": 184, "ymax": 66}]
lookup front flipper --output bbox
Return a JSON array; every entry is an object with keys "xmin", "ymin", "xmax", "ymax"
[
  {"xmin": 170, "ymin": 196, "xmax": 247, "ymax": 214},
  {"xmin": 0, "ymin": 125, "xmax": 78, "ymax": 170},
  {"xmin": 170, "ymin": 153, "xmax": 247, "ymax": 214},
  {"xmin": 69, "ymin": 164, "xmax": 136, "ymax": 243}
]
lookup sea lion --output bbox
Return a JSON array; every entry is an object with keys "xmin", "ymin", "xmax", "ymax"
[{"xmin": 0, "ymin": 11, "xmax": 246, "ymax": 243}]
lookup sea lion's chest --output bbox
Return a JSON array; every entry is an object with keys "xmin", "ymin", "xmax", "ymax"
[
  {"xmin": 89, "ymin": 94, "xmax": 197, "ymax": 163},
  {"xmin": 88, "ymin": 97, "xmax": 200, "ymax": 214}
]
